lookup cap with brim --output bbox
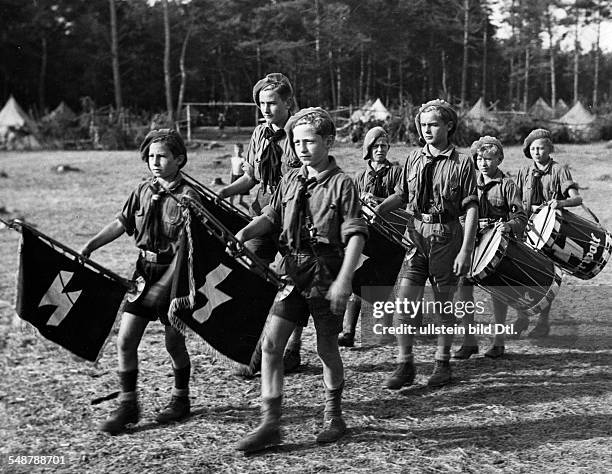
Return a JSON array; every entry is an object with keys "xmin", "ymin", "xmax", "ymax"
[
  {"xmin": 140, "ymin": 128, "xmax": 187, "ymax": 168},
  {"xmin": 252, "ymin": 73, "xmax": 294, "ymax": 105},
  {"xmin": 523, "ymin": 128, "xmax": 553, "ymax": 158},
  {"xmin": 414, "ymin": 99, "xmax": 458, "ymax": 146},
  {"xmin": 362, "ymin": 126, "xmax": 389, "ymax": 160}
]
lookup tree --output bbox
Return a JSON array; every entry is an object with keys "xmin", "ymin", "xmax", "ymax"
[{"xmin": 109, "ymin": 0, "xmax": 123, "ymax": 112}]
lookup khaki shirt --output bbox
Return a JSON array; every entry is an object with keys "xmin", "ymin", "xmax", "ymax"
[
  {"xmin": 244, "ymin": 123, "xmax": 298, "ymax": 216},
  {"xmin": 117, "ymin": 174, "xmax": 200, "ymax": 259},
  {"xmin": 262, "ymin": 157, "xmax": 369, "ymax": 250},
  {"xmin": 515, "ymin": 159, "xmax": 578, "ymax": 216},
  {"xmin": 354, "ymin": 161, "xmax": 403, "ymax": 199},
  {"xmin": 475, "ymin": 169, "xmax": 527, "ymax": 236},
  {"xmin": 395, "ymin": 145, "xmax": 477, "ymax": 239}
]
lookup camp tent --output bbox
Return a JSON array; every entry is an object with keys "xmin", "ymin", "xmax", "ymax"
[
  {"xmin": 554, "ymin": 99, "xmax": 569, "ymax": 117},
  {"xmin": 42, "ymin": 101, "xmax": 76, "ymax": 123},
  {"xmin": 0, "ymin": 96, "xmax": 41, "ymax": 149},
  {"xmin": 529, "ymin": 97, "xmax": 555, "ymax": 120},
  {"xmin": 558, "ymin": 101, "xmax": 598, "ymax": 141},
  {"xmin": 350, "ymin": 98, "xmax": 391, "ymax": 123},
  {"xmin": 466, "ymin": 97, "xmax": 498, "ymax": 132}
]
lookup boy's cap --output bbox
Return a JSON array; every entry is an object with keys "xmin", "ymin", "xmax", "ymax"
[
  {"xmin": 470, "ymin": 135, "xmax": 504, "ymax": 163},
  {"xmin": 414, "ymin": 99, "xmax": 458, "ymax": 146},
  {"xmin": 140, "ymin": 128, "xmax": 187, "ymax": 168},
  {"xmin": 363, "ymin": 126, "xmax": 389, "ymax": 160},
  {"xmin": 523, "ymin": 128, "xmax": 552, "ymax": 158},
  {"xmin": 284, "ymin": 107, "xmax": 335, "ymax": 153},
  {"xmin": 252, "ymin": 73, "xmax": 294, "ymax": 104}
]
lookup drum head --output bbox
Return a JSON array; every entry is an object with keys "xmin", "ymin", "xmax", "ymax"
[
  {"xmin": 471, "ymin": 227, "xmax": 503, "ymax": 277},
  {"xmin": 527, "ymin": 205, "xmax": 556, "ymax": 249}
]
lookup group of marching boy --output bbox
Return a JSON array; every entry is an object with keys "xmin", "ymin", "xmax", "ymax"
[{"xmin": 82, "ymin": 72, "xmax": 583, "ymax": 452}]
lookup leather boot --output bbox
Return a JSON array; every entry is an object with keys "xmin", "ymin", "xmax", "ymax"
[
  {"xmin": 384, "ymin": 360, "xmax": 416, "ymax": 390},
  {"xmin": 427, "ymin": 360, "xmax": 452, "ymax": 387},
  {"xmin": 99, "ymin": 397, "xmax": 140, "ymax": 434},
  {"xmin": 156, "ymin": 395, "xmax": 191, "ymax": 424},
  {"xmin": 316, "ymin": 381, "xmax": 347, "ymax": 444},
  {"xmin": 236, "ymin": 396, "xmax": 282, "ymax": 453}
]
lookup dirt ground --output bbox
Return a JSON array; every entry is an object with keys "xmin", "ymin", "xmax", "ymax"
[{"xmin": 0, "ymin": 141, "xmax": 610, "ymax": 473}]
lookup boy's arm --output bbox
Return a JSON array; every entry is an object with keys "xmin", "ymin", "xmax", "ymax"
[
  {"xmin": 552, "ymin": 187, "xmax": 582, "ymax": 209},
  {"xmin": 80, "ymin": 219, "xmax": 125, "ymax": 258},
  {"xmin": 374, "ymin": 193, "xmax": 406, "ymax": 215},
  {"xmin": 235, "ymin": 215, "xmax": 275, "ymax": 243},
  {"xmin": 218, "ymin": 173, "xmax": 255, "ymax": 198},
  {"xmin": 501, "ymin": 180, "xmax": 528, "ymax": 235},
  {"xmin": 327, "ymin": 233, "xmax": 366, "ymax": 315},
  {"xmin": 453, "ymin": 202, "xmax": 477, "ymax": 276}
]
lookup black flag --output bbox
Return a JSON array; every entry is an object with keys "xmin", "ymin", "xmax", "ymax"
[
  {"xmin": 15, "ymin": 226, "xmax": 126, "ymax": 361},
  {"xmin": 168, "ymin": 208, "xmax": 278, "ymax": 368}
]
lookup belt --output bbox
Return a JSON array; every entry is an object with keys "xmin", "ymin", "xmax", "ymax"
[
  {"xmin": 412, "ymin": 211, "xmax": 452, "ymax": 224},
  {"xmin": 140, "ymin": 249, "xmax": 174, "ymax": 264}
]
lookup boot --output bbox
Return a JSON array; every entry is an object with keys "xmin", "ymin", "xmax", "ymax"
[
  {"xmin": 156, "ymin": 395, "xmax": 191, "ymax": 424},
  {"xmin": 452, "ymin": 345, "xmax": 479, "ymax": 360},
  {"xmin": 384, "ymin": 360, "xmax": 416, "ymax": 390},
  {"xmin": 316, "ymin": 381, "xmax": 347, "ymax": 444},
  {"xmin": 236, "ymin": 396, "xmax": 282, "ymax": 453},
  {"xmin": 99, "ymin": 397, "xmax": 140, "ymax": 434},
  {"xmin": 283, "ymin": 346, "xmax": 301, "ymax": 374},
  {"xmin": 511, "ymin": 316, "xmax": 530, "ymax": 339},
  {"xmin": 337, "ymin": 332, "xmax": 355, "ymax": 347},
  {"xmin": 427, "ymin": 360, "xmax": 452, "ymax": 387},
  {"xmin": 528, "ymin": 321, "xmax": 550, "ymax": 338},
  {"xmin": 484, "ymin": 346, "xmax": 505, "ymax": 359}
]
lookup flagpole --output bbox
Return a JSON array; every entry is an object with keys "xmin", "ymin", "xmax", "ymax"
[
  {"xmin": 6, "ymin": 218, "xmax": 136, "ymax": 292},
  {"xmin": 181, "ymin": 171, "xmax": 251, "ymax": 221},
  {"xmin": 156, "ymin": 180, "xmax": 285, "ymax": 289}
]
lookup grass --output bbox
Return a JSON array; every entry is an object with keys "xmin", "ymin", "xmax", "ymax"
[{"xmin": 0, "ymin": 140, "xmax": 611, "ymax": 473}]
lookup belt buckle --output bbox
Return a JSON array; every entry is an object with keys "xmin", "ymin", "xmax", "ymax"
[
  {"xmin": 422, "ymin": 213, "xmax": 432, "ymax": 224},
  {"xmin": 142, "ymin": 250, "xmax": 158, "ymax": 262}
]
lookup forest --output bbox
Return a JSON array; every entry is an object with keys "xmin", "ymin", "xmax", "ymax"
[{"xmin": 1, "ymin": 0, "xmax": 611, "ymax": 122}]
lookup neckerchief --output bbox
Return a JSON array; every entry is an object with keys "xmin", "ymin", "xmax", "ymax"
[
  {"xmin": 259, "ymin": 126, "xmax": 286, "ymax": 194},
  {"xmin": 141, "ymin": 175, "xmax": 182, "ymax": 251},
  {"xmin": 417, "ymin": 155, "xmax": 443, "ymax": 212},
  {"xmin": 291, "ymin": 172, "xmax": 318, "ymax": 249},
  {"xmin": 366, "ymin": 160, "xmax": 391, "ymax": 197},
  {"xmin": 529, "ymin": 160, "xmax": 552, "ymax": 207}
]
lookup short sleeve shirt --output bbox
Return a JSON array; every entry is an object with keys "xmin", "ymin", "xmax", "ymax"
[
  {"xmin": 515, "ymin": 159, "xmax": 579, "ymax": 215},
  {"xmin": 244, "ymin": 123, "xmax": 299, "ymax": 216},
  {"xmin": 354, "ymin": 161, "xmax": 403, "ymax": 199},
  {"xmin": 262, "ymin": 157, "xmax": 369, "ymax": 250},
  {"xmin": 116, "ymin": 175, "xmax": 200, "ymax": 258}
]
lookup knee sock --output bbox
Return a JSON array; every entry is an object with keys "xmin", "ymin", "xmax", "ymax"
[
  {"xmin": 172, "ymin": 364, "xmax": 190, "ymax": 397},
  {"xmin": 118, "ymin": 370, "xmax": 138, "ymax": 401}
]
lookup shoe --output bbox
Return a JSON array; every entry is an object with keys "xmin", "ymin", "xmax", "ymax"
[
  {"xmin": 452, "ymin": 345, "xmax": 479, "ymax": 360},
  {"xmin": 427, "ymin": 361, "xmax": 452, "ymax": 387},
  {"xmin": 385, "ymin": 361, "xmax": 416, "ymax": 390},
  {"xmin": 155, "ymin": 395, "xmax": 190, "ymax": 424},
  {"xmin": 99, "ymin": 399, "xmax": 140, "ymax": 434},
  {"xmin": 236, "ymin": 396, "xmax": 282, "ymax": 453},
  {"xmin": 528, "ymin": 321, "xmax": 550, "ymax": 338},
  {"xmin": 338, "ymin": 332, "xmax": 355, "ymax": 347},
  {"xmin": 316, "ymin": 417, "xmax": 347, "ymax": 443},
  {"xmin": 283, "ymin": 347, "xmax": 301, "ymax": 374},
  {"xmin": 484, "ymin": 346, "xmax": 505, "ymax": 358},
  {"xmin": 512, "ymin": 317, "xmax": 530, "ymax": 339}
]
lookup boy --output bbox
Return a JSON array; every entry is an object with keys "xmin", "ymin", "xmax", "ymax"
[
  {"xmin": 338, "ymin": 126, "xmax": 402, "ymax": 347},
  {"xmin": 80, "ymin": 129, "xmax": 198, "ymax": 434},
  {"xmin": 234, "ymin": 108, "xmax": 368, "ymax": 453},
  {"xmin": 218, "ymin": 73, "xmax": 303, "ymax": 372},
  {"xmin": 228, "ymin": 143, "xmax": 248, "ymax": 209},
  {"xmin": 375, "ymin": 99, "xmax": 478, "ymax": 389},
  {"xmin": 514, "ymin": 128, "xmax": 582, "ymax": 337},
  {"xmin": 453, "ymin": 136, "xmax": 527, "ymax": 359}
]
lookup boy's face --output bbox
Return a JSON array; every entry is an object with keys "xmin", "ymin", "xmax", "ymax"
[
  {"xmin": 529, "ymin": 138, "xmax": 552, "ymax": 167},
  {"xmin": 259, "ymin": 89, "xmax": 290, "ymax": 127},
  {"xmin": 292, "ymin": 124, "xmax": 333, "ymax": 171},
  {"xmin": 148, "ymin": 141, "xmax": 182, "ymax": 180},
  {"xmin": 419, "ymin": 111, "xmax": 451, "ymax": 149},
  {"xmin": 476, "ymin": 150, "xmax": 501, "ymax": 178},
  {"xmin": 370, "ymin": 137, "xmax": 389, "ymax": 163}
]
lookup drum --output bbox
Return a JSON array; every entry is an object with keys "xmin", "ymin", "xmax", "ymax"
[
  {"xmin": 470, "ymin": 227, "xmax": 563, "ymax": 316},
  {"xmin": 526, "ymin": 204, "xmax": 612, "ymax": 280}
]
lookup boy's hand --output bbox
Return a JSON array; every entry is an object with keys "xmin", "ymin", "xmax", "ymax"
[
  {"xmin": 80, "ymin": 244, "xmax": 93, "ymax": 259},
  {"xmin": 327, "ymin": 277, "xmax": 352, "ymax": 316},
  {"xmin": 453, "ymin": 249, "xmax": 472, "ymax": 276},
  {"xmin": 549, "ymin": 199, "xmax": 563, "ymax": 209},
  {"xmin": 494, "ymin": 221, "xmax": 511, "ymax": 234}
]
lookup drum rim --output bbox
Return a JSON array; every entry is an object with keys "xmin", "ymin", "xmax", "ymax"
[{"xmin": 470, "ymin": 227, "xmax": 508, "ymax": 281}]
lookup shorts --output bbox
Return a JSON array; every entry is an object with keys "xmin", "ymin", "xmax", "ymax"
[
  {"xmin": 269, "ymin": 287, "xmax": 343, "ymax": 336},
  {"xmin": 123, "ymin": 258, "xmax": 172, "ymax": 325}
]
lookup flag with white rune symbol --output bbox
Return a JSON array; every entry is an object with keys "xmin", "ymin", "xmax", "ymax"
[
  {"xmin": 15, "ymin": 225, "xmax": 127, "ymax": 361},
  {"xmin": 167, "ymin": 206, "xmax": 279, "ymax": 370}
]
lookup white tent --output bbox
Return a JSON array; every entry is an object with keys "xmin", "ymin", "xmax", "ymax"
[
  {"xmin": 529, "ymin": 97, "xmax": 555, "ymax": 120},
  {"xmin": 466, "ymin": 97, "xmax": 491, "ymax": 120},
  {"xmin": 558, "ymin": 101, "xmax": 598, "ymax": 141},
  {"xmin": 0, "ymin": 96, "xmax": 41, "ymax": 149},
  {"xmin": 555, "ymin": 99, "xmax": 569, "ymax": 117},
  {"xmin": 42, "ymin": 101, "xmax": 76, "ymax": 123},
  {"xmin": 350, "ymin": 98, "xmax": 391, "ymax": 123}
]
